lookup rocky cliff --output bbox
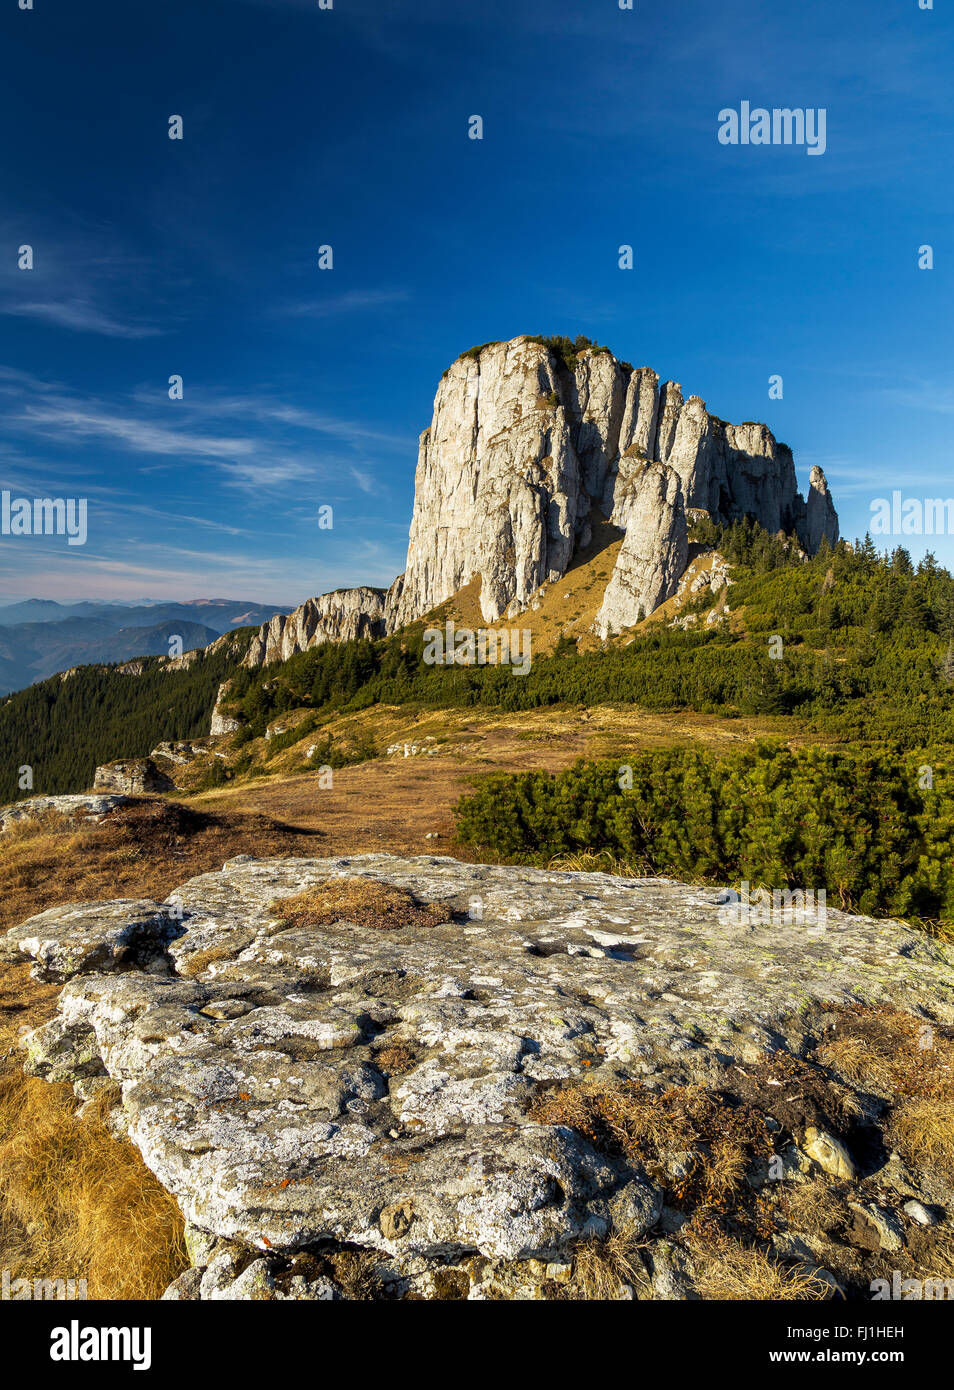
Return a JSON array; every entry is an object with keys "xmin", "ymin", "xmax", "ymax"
[
  {"xmin": 244, "ymin": 588, "xmax": 387, "ymax": 668},
  {"xmin": 388, "ymin": 336, "xmax": 839, "ymax": 633},
  {"xmin": 196, "ymin": 337, "xmax": 840, "ymax": 670},
  {"xmin": 594, "ymin": 463, "xmax": 688, "ymax": 639}
]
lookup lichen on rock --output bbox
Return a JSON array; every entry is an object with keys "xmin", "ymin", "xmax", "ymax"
[{"xmin": 6, "ymin": 853, "xmax": 950, "ymax": 1300}]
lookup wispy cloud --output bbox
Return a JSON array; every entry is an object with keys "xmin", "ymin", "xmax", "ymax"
[
  {"xmin": 4, "ymin": 298, "xmax": 162, "ymax": 338},
  {"xmin": 213, "ymin": 397, "xmax": 412, "ymax": 450},
  {"xmin": 0, "ymin": 224, "xmax": 170, "ymax": 340},
  {"xmin": 0, "ymin": 370, "xmax": 412, "ymax": 508},
  {"xmin": 277, "ymin": 288, "xmax": 410, "ymax": 319},
  {"xmin": 879, "ymin": 381, "xmax": 954, "ymax": 416},
  {"xmin": 17, "ymin": 401, "xmax": 256, "ymax": 460},
  {"xmin": 350, "ymin": 466, "xmax": 376, "ymax": 494},
  {"xmin": 111, "ymin": 503, "xmax": 250, "ymax": 538}
]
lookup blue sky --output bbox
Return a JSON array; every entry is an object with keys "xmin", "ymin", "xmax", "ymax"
[{"xmin": 1, "ymin": 0, "xmax": 951, "ymax": 604}]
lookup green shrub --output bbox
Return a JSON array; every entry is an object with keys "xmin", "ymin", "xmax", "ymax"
[
  {"xmin": 304, "ymin": 731, "xmax": 377, "ymax": 770},
  {"xmin": 191, "ymin": 759, "xmax": 230, "ymax": 792},
  {"xmin": 264, "ymin": 715, "xmax": 319, "ymax": 760},
  {"xmin": 453, "ymin": 744, "xmax": 954, "ymax": 922},
  {"xmin": 526, "ymin": 334, "xmax": 611, "ymax": 371}
]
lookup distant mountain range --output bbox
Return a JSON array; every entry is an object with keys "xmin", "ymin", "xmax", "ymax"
[{"xmin": 0, "ymin": 599, "xmax": 291, "ymax": 695}]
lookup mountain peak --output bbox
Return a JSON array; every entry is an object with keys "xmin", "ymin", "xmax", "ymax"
[
  {"xmin": 388, "ymin": 335, "xmax": 837, "ymax": 634},
  {"xmin": 239, "ymin": 337, "xmax": 839, "ymax": 669}
]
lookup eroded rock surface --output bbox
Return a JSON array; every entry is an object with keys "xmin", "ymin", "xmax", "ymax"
[
  {"xmin": 7, "ymin": 855, "xmax": 951, "ymax": 1299},
  {"xmin": 209, "ymin": 681, "xmax": 242, "ymax": 736},
  {"xmin": 0, "ymin": 792, "xmax": 129, "ymax": 833}
]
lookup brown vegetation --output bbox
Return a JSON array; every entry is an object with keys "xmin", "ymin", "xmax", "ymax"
[
  {"xmin": 271, "ymin": 877, "xmax": 450, "ymax": 932},
  {"xmin": 813, "ymin": 1004, "xmax": 954, "ymax": 1182},
  {"xmin": 0, "ymin": 799, "xmax": 324, "ymax": 935},
  {"xmin": 374, "ymin": 1042, "xmax": 417, "ymax": 1076},
  {"xmin": 684, "ymin": 1227, "xmax": 830, "ymax": 1301},
  {"xmin": 567, "ymin": 1229, "xmax": 652, "ymax": 1300},
  {"xmin": 0, "ymin": 1073, "xmax": 187, "ymax": 1299},
  {"xmin": 530, "ymin": 1079, "xmax": 773, "ymax": 1216}
]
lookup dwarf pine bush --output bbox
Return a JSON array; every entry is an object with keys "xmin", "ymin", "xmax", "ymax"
[{"xmin": 453, "ymin": 743, "xmax": 954, "ymax": 922}]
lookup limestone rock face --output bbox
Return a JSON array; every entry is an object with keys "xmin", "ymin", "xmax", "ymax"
[
  {"xmin": 595, "ymin": 465, "xmax": 688, "ymax": 637},
  {"xmin": 390, "ymin": 339, "xmax": 594, "ymax": 627},
  {"xmin": 804, "ymin": 466, "xmax": 839, "ymax": 553},
  {"xmin": 244, "ymin": 588, "xmax": 387, "ymax": 667},
  {"xmin": 0, "ymin": 793, "xmax": 128, "ymax": 834},
  {"xmin": 387, "ymin": 337, "xmax": 839, "ymax": 633},
  {"xmin": 92, "ymin": 758, "xmax": 172, "ymax": 795},
  {"xmin": 9, "ymin": 854, "xmax": 952, "ymax": 1298},
  {"xmin": 209, "ymin": 681, "xmax": 241, "ymax": 736}
]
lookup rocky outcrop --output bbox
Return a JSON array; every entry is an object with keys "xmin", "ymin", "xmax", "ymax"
[
  {"xmin": 0, "ymin": 793, "xmax": 128, "ymax": 833},
  {"xmin": 595, "ymin": 464, "xmax": 688, "ymax": 637},
  {"xmin": 804, "ymin": 465, "xmax": 839, "ymax": 553},
  {"xmin": 387, "ymin": 337, "xmax": 839, "ymax": 632},
  {"xmin": 668, "ymin": 551, "xmax": 734, "ymax": 630},
  {"xmin": 92, "ymin": 758, "xmax": 172, "ymax": 795},
  {"xmin": 9, "ymin": 854, "xmax": 952, "ymax": 1299},
  {"xmin": 244, "ymin": 589, "xmax": 387, "ymax": 668},
  {"xmin": 209, "ymin": 681, "xmax": 242, "ymax": 736},
  {"xmin": 150, "ymin": 740, "xmax": 211, "ymax": 767},
  {"xmin": 1, "ymin": 899, "xmax": 184, "ymax": 980},
  {"xmin": 389, "ymin": 339, "xmax": 588, "ymax": 627}
]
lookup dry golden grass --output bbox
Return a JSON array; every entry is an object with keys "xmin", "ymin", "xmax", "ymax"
[
  {"xmin": 683, "ymin": 1228, "xmax": 831, "ymax": 1301},
  {"xmin": 271, "ymin": 877, "xmax": 449, "ymax": 932},
  {"xmin": 410, "ymin": 515, "xmax": 625, "ymax": 657},
  {"xmin": 0, "ymin": 799, "xmax": 324, "ymax": 935},
  {"xmin": 0, "ymin": 1071, "xmax": 187, "ymax": 1299},
  {"xmin": 0, "ymin": 956, "xmax": 187, "ymax": 1301},
  {"xmin": 782, "ymin": 1179, "xmax": 846, "ymax": 1237},
  {"xmin": 529, "ymin": 1079, "xmax": 771, "ymax": 1216},
  {"xmin": 547, "ymin": 850, "xmax": 647, "ymax": 877},
  {"xmin": 374, "ymin": 1042, "xmax": 417, "ymax": 1075},
  {"xmin": 177, "ymin": 930, "xmax": 258, "ymax": 979},
  {"xmin": 920, "ymin": 1232, "xmax": 954, "ymax": 1279},
  {"xmin": 812, "ymin": 1004, "xmax": 954, "ymax": 1182},
  {"xmin": 814, "ymin": 1035, "xmax": 895, "ymax": 1091},
  {"xmin": 326, "ymin": 1248, "xmax": 383, "ymax": 1300},
  {"xmin": 887, "ymin": 1098, "xmax": 954, "ymax": 1178},
  {"xmin": 569, "ymin": 1228, "xmax": 651, "ymax": 1300}
]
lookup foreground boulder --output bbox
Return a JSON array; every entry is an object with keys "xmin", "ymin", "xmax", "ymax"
[{"xmin": 7, "ymin": 855, "xmax": 953, "ymax": 1299}]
